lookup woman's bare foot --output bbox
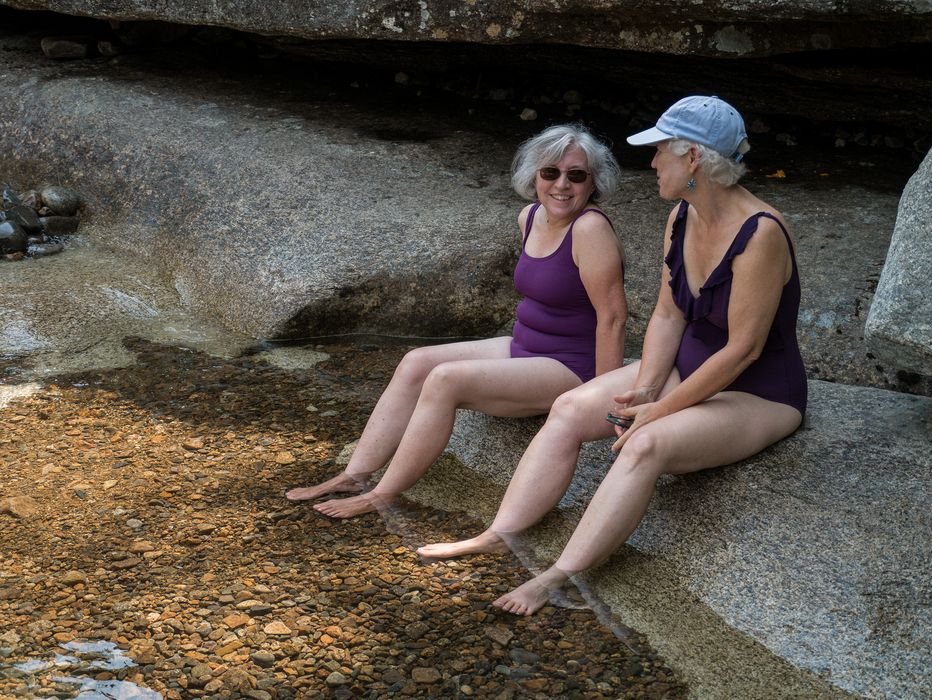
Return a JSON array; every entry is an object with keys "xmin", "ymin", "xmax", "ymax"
[
  {"xmin": 313, "ymin": 491, "xmax": 392, "ymax": 518},
  {"xmin": 416, "ymin": 530, "xmax": 510, "ymax": 560},
  {"xmin": 493, "ymin": 566, "xmax": 571, "ymax": 617},
  {"xmin": 285, "ymin": 471, "xmax": 368, "ymax": 502}
]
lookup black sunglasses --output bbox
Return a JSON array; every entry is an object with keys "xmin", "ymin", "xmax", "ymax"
[{"xmin": 538, "ymin": 167, "xmax": 590, "ymax": 183}]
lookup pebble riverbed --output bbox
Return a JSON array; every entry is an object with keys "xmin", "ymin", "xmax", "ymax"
[{"xmin": 0, "ymin": 337, "xmax": 686, "ymax": 699}]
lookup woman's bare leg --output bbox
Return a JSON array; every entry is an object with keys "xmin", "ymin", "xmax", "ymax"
[
  {"xmin": 313, "ymin": 353, "xmax": 583, "ymax": 517},
  {"xmin": 493, "ymin": 391, "xmax": 802, "ymax": 615},
  {"xmin": 417, "ymin": 362, "xmax": 644, "ymax": 558},
  {"xmin": 286, "ymin": 337, "xmax": 514, "ymax": 501}
]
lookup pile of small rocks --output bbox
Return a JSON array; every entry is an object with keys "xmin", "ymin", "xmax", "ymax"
[{"xmin": 0, "ymin": 183, "xmax": 82, "ymax": 260}]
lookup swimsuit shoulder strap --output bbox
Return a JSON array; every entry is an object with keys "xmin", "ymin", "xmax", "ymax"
[
  {"xmin": 523, "ymin": 202, "xmax": 543, "ymax": 245},
  {"xmin": 753, "ymin": 212, "xmax": 797, "ymax": 266}
]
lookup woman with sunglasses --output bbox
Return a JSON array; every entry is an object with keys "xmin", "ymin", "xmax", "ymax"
[
  {"xmin": 418, "ymin": 96, "xmax": 806, "ymax": 616},
  {"xmin": 285, "ymin": 124, "xmax": 628, "ymax": 518}
]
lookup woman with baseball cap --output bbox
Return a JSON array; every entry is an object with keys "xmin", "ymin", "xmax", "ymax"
[{"xmin": 419, "ymin": 96, "xmax": 807, "ymax": 617}]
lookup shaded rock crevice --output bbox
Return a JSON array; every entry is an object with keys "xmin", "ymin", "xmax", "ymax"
[
  {"xmin": 277, "ymin": 268, "xmax": 519, "ymax": 341},
  {"xmin": 5, "ymin": 8, "xmax": 932, "ymax": 138}
]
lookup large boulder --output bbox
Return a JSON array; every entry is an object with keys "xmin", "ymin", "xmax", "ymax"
[
  {"xmin": 0, "ymin": 33, "xmax": 522, "ymax": 341},
  {"xmin": 3, "ymin": 0, "xmax": 932, "ymax": 58},
  {"xmin": 865, "ymin": 148, "xmax": 932, "ymax": 377},
  {"xmin": 416, "ymin": 381, "xmax": 931, "ymax": 699}
]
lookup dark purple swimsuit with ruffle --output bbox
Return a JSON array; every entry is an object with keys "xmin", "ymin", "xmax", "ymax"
[
  {"xmin": 666, "ymin": 200, "xmax": 807, "ymax": 415},
  {"xmin": 510, "ymin": 203, "xmax": 620, "ymax": 383}
]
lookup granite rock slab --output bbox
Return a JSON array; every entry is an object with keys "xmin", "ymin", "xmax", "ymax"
[
  {"xmin": 866, "ymin": 147, "xmax": 932, "ymax": 377},
  {"xmin": 0, "ymin": 33, "xmax": 523, "ymax": 342},
  {"xmin": 437, "ymin": 381, "xmax": 931, "ymax": 699}
]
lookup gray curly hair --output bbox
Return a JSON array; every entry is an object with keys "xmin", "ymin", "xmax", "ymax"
[
  {"xmin": 668, "ymin": 138, "xmax": 750, "ymax": 186},
  {"xmin": 511, "ymin": 124, "xmax": 620, "ymax": 204}
]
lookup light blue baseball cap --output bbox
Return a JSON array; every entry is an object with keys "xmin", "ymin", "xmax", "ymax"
[{"xmin": 627, "ymin": 95, "xmax": 748, "ymax": 161}]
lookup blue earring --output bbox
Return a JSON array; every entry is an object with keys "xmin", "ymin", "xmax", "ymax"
[{"xmin": 687, "ymin": 178, "xmax": 697, "ymax": 190}]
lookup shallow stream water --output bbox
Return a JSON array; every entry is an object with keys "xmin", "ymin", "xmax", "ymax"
[
  {"xmin": 1, "ymin": 236, "xmax": 253, "ymax": 381},
  {"xmin": 1, "ymin": 238, "xmax": 686, "ymax": 698}
]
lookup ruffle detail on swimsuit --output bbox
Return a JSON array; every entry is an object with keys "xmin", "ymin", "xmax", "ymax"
[{"xmin": 665, "ymin": 201, "xmax": 767, "ymax": 322}]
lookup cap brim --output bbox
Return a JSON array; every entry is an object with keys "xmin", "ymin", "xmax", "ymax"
[{"xmin": 626, "ymin": 126, "xmax": 673, "ymax": 147}]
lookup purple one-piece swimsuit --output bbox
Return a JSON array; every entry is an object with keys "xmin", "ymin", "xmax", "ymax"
[
  {"xmin": 510, "ymin": 202, "xmax": 620, "ymax": 383},
  {"xmin": 666, "ymin": 200, "xmax": 807, "ymax": 415}
]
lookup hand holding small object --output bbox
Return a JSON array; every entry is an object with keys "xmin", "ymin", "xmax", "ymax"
[{"xmin": 605, "ymin": 412, "xmax": 633, "ymax": 429}]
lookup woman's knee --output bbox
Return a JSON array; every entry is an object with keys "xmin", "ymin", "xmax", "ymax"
[
  {"xmin": 420, "ymin": 361, "xmax": 469, "ymax": 401},
  {"xmin": 616, "ymin": 429, "xmax": 664, "ymax": 476},
  {"xmin": 546, "ymin": 385, "xmax": 602, "ymax": 428},
  {"xmin": 394, "ymin": 346, "xmax": 440, "ymax": 386}
]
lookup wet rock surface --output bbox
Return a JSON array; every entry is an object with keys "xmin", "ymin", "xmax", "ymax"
[
  {"xmin": 0, "ymin": 238, "xmax": 252, "ymax": 379},
  {"xmin": 0, "ymin": 340, "xmax": 687, "ymax": 699}
]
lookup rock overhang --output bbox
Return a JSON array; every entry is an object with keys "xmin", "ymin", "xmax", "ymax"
[{"xmin": 2, "ymin": 0, "xmax": 932, "ymax": 58}]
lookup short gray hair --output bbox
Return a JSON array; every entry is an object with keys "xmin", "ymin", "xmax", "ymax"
[
  {"xmin": 668, "ymin": 138, "xmax": 750, "ymax": 186},
  {"xmin": 512, "ymin": 124, "xmax": 620, "ymax": 204}
]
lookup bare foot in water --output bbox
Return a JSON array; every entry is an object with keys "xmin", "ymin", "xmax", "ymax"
[
  {"xmin": 313, "ymin": 492, "xmax": 389, "ymax": 518},
  {"xmin": 493, "ymin": 566, "xmax": 571, "ymax": 616},
  {"xmin": 416, "ymin": 530, "xmax": 510, "ymax": 559},
  {"xmin": 285, "ymin": 472, "xmax": 368, "ymax": 502}
]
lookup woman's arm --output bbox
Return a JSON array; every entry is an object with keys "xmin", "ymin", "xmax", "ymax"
[
  {"xmin": 626, "ymin": 206, "xmax": 687, "ymax": 402},
  {"xmin": 574, "ymin": 212, "xmax": 628, "ymax": 376}
]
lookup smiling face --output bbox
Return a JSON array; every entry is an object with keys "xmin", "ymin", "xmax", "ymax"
[
  {"xmin": 651, "ymin": 141, "xmax": 691, "ymax": 200},
  {"xmin": 534, "ymin": 146, "xmax": 595, "ymax": 222}
]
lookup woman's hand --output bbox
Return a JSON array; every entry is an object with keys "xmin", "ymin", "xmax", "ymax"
[{"xmin": 608, "ymin": 391, "xmax": 668, "ymax": 452}]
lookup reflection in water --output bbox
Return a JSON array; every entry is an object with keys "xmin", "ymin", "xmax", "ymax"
[{"xmin": 2, "ymin": 641, "xmax": 161, "ymax": 699}]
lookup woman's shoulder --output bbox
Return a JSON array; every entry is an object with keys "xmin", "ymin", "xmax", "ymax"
[
  {"xmin": 738, "ymin": 191, "xmax": 787, "ymax": 232},
  {"xmin": 739, "ymin": 208, "xmax": 791, "ymax": 252},
  {"xmin": 735, "ymin": 206, "xmax": 794, "ymax": 266},
  {"xmin": 752, "ymin": 209, "xmax": 788, "ymax": 232},
  {"xmin": 571, "ymin": 207, "xmax": 625, "ymax": 264},
  {"xmin": 570, "ymin": 206, "xmax": 616, "ymax": 235}
]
